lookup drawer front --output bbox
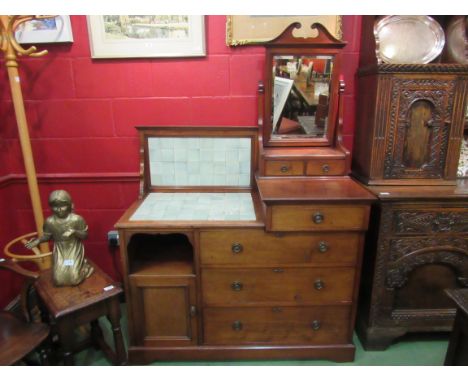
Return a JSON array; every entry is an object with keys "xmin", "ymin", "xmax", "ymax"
[
  {"xmin": 199, "ymin": 229, "xmax": 361, "ymax": 266},
  {"xmin": 202, "ymin": 267, "xmax": 355, "ymax": 305},
  {"xmin": 270, "ymin": 204, "xmax": 369, "ymax": 231},
  {"xmin": 390, "ymin": 208, "xmax": 468, "ymax": 235},
  {"xmin": 306, "ymin": 159, "xmax": 347, "ymax": 176},
  {"xmin": 264, "ymin": 160, "xmax": 304, "ymax": 176},
  {"xmin": 203, "ymin": 306, "xmax": 351, "ymax": 345}
]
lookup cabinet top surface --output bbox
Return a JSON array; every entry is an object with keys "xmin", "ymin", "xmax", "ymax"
[
  {"xmin": 257, "ymin": 176, "xmax": 376, "ymax": 203},
  {"xmin": 367, "ymin": 179, "xmax": 468, "ymax": 200}
]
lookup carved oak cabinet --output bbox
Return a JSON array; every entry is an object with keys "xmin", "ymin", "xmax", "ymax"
[
  {"xmin": 353, "ymin": 62, "xmax": 468, "ymax": 349},
  {"xmin": 356, "ymin": 183, "xmax": 468, "ymax": 349},
  {"xmin": 352, "ymin": 65, "xmax": 468, "ymax": 186}
]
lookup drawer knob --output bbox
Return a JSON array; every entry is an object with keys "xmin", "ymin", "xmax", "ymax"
[
  {"xmin": 231, "ymin": 243, "xmax": 243, "ymax": 254},
  {"xmin": 312, "ymin": 212, "xmax": 324, "ymax": 224},
  {"xmin": 280, "ymin": 165, "xmax": 290, "ymax": 173},
  {"xmin": 314, "ymin": 279, "xmax": 325, "ymax": 290},
  {"xmin": 272, "ymin": 268, "xmax": 284, "ymax": 273},
  {"xmin": 232, "ymin": 320, "xmax": 243, "ymax": 331},
  {"xmin": 322, "ymin": 164, "xmax": 330, "ymax": 173},
  {"xmin": 311, "ymin": 320, "xmax": 321, "ymax": 331},
  {"xmin": 231, "ymin": 281, "xmax": 243, "ymax": 291},
  {"xmin": 318, "ymin": 241, "xmax": 329, "ymax": 253}
]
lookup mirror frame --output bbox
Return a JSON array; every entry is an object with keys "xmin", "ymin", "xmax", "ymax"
[{"xmin": 262, "ymin": 22, "xmax": 346, "ymax": 147}]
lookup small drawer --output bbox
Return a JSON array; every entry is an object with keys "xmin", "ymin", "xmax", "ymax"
[
  {"xmin": 306, "ymin": 159, "xmax": 347, "ymax": 176},
  {"xmin": 199, "ymin": 229, "xmax": 361, "ymax": 266},
  {"xmin": 264, "ymin": 160, "xmax": 304, "ymax": 176},
  {"xmin": 203, "ymin": 306, "xmax": 351, "ymax": 345},
  {"xmin": 202, "ymin": 267, "xmax": 355, "ymax": 305},
  {"xmin": 269, "ymin": 204, "xmax": 370, "ymax": 232}
]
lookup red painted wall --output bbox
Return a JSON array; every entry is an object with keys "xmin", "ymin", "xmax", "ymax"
[{"xmin": 0, "ymin": 15, "xmax": 362, "ymax": 307}]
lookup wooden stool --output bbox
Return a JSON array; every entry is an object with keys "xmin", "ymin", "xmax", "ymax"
[
  {"xmin": 35, "ymin": 262, "xmax": 127, "ymax": 365},
  {"xmin": 445, "ymin": 289, "xmax": 468, "ymax": 366}
]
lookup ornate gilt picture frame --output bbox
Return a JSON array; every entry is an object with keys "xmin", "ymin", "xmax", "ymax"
[{"xmin": 226, "ymin": 15, "xmax": 342, "ymax": 46}]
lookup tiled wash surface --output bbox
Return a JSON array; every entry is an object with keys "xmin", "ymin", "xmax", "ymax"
[
  {"xmin": 130, "ymin": 193, "xmax": 256, "ymax": 221},
  {"xmin": 148, "ymin": 137, "xmax": 251, "ymax": 186}
]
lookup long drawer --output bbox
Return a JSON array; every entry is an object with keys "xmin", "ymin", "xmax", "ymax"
[
  {"xmin": 199, "ymin": 229, "xmax": 361, "ymax": 266},
  {"xmin": 269, "ymin": 204, "xmax": 369, "ymax": 232},
  {"xmin": 203, "ymin": 306, "xmax": 351, "ymax": 345},
  {"xmin": 202, "ymin": 267, "xmax": 355, "ymax": 305}
]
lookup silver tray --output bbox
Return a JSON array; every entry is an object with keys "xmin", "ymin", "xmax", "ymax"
[
  {"xmin": 374, "ymin": 16, "xmax": 445, "ymax": 64},
  {"xmin": 445, "ymin": 16, "xmax": 468, "ymax": 64}
]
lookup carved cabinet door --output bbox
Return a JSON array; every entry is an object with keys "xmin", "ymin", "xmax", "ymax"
[{"xmin": 382, "ymin": 76, "xmax": 464, "ymax": 181}]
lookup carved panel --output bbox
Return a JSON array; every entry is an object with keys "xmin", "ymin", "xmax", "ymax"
[
  {"xmin": 383, "ymin": 78, "xmax": 455, "ymax": 179},
  {"xmin": 389, "ymin": 237, "xmax": 468, "ymax": 261},
  {"xmin": 393, "ymin": 210, "xmax": 468, "ymax": 234},
  {"xmin": 368, "ymin": 204, "xmax": 468, "ymax": 328},
  {"xmin": 386, "ymin": 250, "xmax": 468, "ymax": 288}
]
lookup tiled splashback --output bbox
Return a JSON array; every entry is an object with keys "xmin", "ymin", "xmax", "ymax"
[{"xmin": 148, "ymin": 137, "xmax": 251, "ymax": 186}]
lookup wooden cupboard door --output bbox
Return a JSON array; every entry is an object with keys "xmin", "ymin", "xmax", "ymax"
[
  {"xmin": 129, "ymin": 275, "xmax": 198, "ymax": 347},
  {"xmin": 383, "ymin": 77, "xmax": 458, "ymax": 180}
]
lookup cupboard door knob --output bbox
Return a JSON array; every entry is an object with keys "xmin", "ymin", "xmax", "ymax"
[
  {"xmin": 232, "ymin": 320, "xmax": 243, "ymax": 331},
  {"xmin": 322, "ymin": 164, "xmax": 330, "ymax": 173},
  {"xmin": 280, "ymin": 165, "xmax": 290, "ymax": 173},
  {"xmin": 311, "ymin": 320, "xmax": 321, "ymax": 331},
  {"xmin": 318, "ymin": 241, "xmax": 329, "ymax": 253},
  {"xmin": 312, "ymin": 212, "xmax": 324, "ymax": 224},
  {"xmin": 190, "ymin": 305, "xmax": 197, "ymax": 317},
  {"xmin": 314, "ymin": 279, "xmax": 325, "ymax": 290},
  {"xmin": 231, "ymin": 243, "xmax": 243, "ymax": 254},
  {"xmin": 231, "ymin": 281, "xmax": 243, "ymax": 291}
]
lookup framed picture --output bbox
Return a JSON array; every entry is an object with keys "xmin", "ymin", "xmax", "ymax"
[
  {"xmin": 15, "ymin": 16, "xmax": 73, "ymax": 44},
  {"xmin": 273, "ymin": 76, "xmax": 294, "ymax": 131},
  {"xmin": 226, "ymin": 16, "xmax": 342, "ymax": 46},
  {"xmin": 87, "ymin": 15, "xmax": 205, "ymax": 59}
]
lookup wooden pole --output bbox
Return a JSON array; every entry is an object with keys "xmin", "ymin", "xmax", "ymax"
[{"xmin": 1, "ymin": 15, "xmax": 50, "ymax": 259}]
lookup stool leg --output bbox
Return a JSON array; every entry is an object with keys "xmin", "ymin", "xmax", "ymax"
[
  {"xmin": 107, "ymin": 297, "xmax": 127, "ymax": 365},
  {"xmin": 56, "ymin": 318, "xmax": 75, "ymax": 366}
]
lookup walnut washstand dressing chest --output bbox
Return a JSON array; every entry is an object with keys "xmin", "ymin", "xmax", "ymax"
[{"xmin": 115, "ymin": 24, "xmax": 375, "ymax": 364}]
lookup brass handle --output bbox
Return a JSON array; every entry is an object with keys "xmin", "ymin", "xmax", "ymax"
[
  {"xmin": 312, "ymin": 212, "xmax": 324, "ymax": 224},
  {"xmin": 311, "ymin": 320, "xmax": 321, "ymax": 331},
  {"xmin": 314, "ymin": 279, "xmax": 325, "ymax": 290},
  {"xmin": 318, "ymin": 241, "xmax": 329, "ymax": 253},
  {"xmin": 232, "ymin": 320, "xmax": 243, "ymax": 331},
  {"xmin": 231, "ymin": 243, "xmax": 243, "ymax": 254},
  {"xmin": 322, "ymin": 164, "xmax": 330, "ymax": 173},
  {"xmin": 231, "ymin": 281, "xmax": 243, "ymax": 291},
  {"xmin": 280, "ymin": 165, "xmax": 290, "ymax": 173},
  {"xmin": 190, "ymin": 305, "xmax": 197, "ymax": 317}
]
